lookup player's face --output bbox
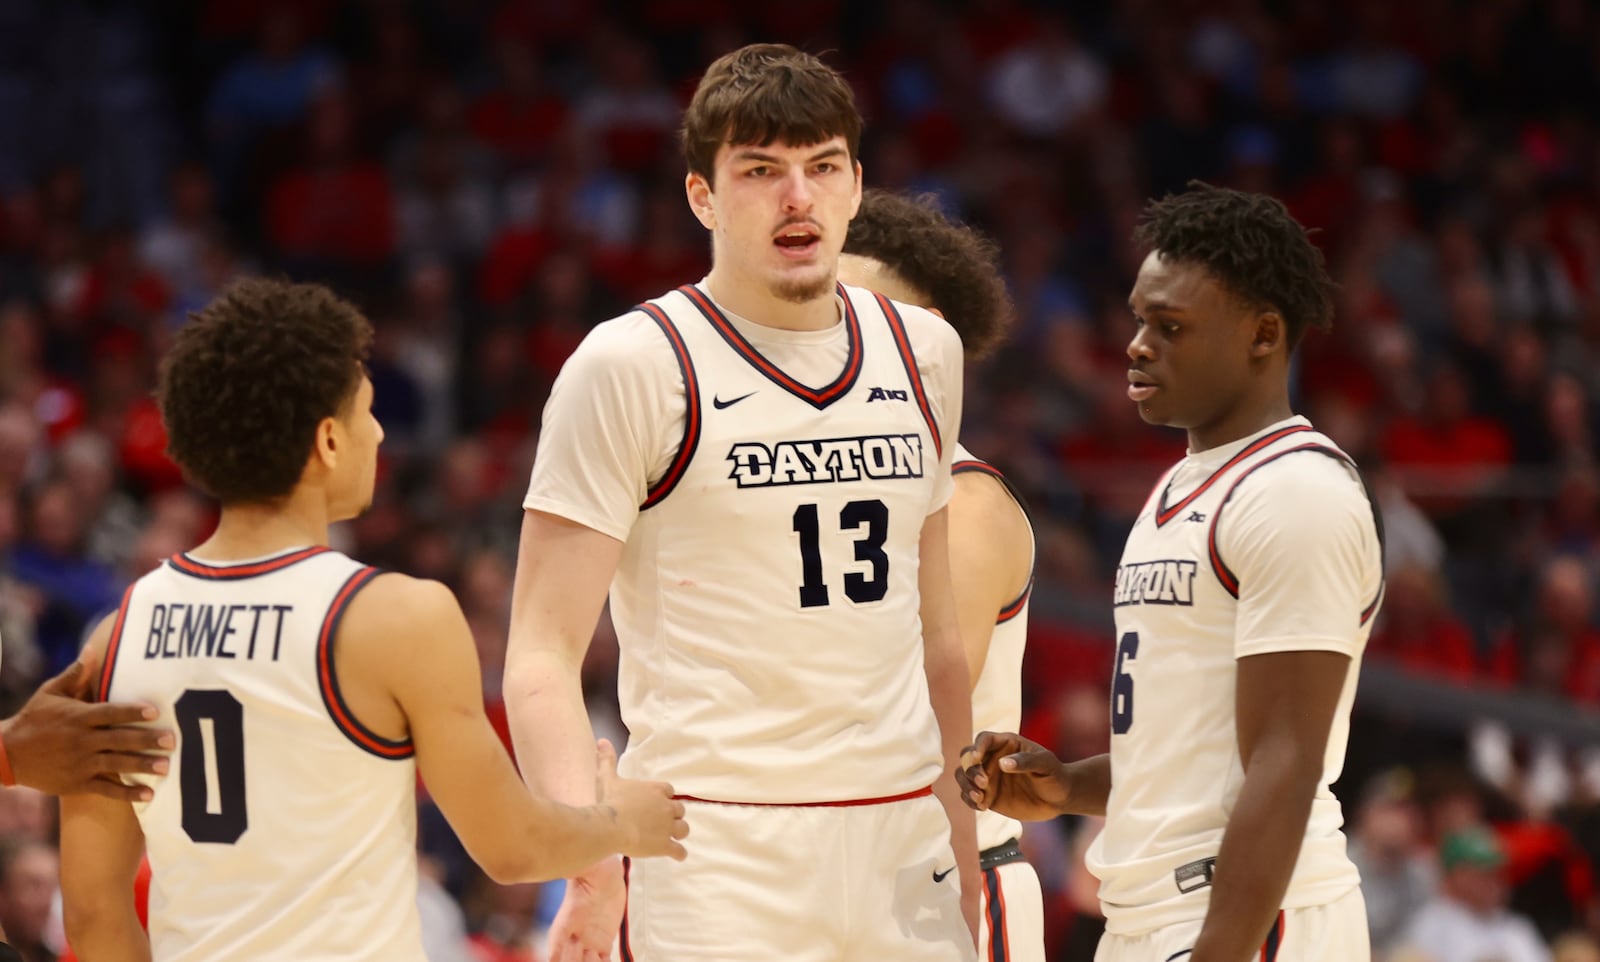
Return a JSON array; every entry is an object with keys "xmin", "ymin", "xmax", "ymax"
[
  {"xmin": 1126, "ymin": 251, "xmax": 1264, "ymax": 447},
  {"xmin": 328, "ymin": 375, "xmax": 383, "ymax": 522},
  {"xmin": 688, "ymin": 136, "xmax": 862, "ymax": 305}
]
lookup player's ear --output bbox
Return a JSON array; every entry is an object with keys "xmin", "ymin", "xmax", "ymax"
[
  {"xmin": 312, "ymin": 416, "xmax": 340, "ymax": 470},
  {"xmin": 686, "ymin": 171, "xmax": 715, "ymax": 230},
  {"xmin": 1249, "ymin": 310, "xmax": 1284, "ymax": 358}
]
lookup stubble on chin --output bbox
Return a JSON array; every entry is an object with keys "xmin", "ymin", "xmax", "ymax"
[{"xmin": 770, "ymin": 270, "xmax": 835, "ymax": 305}]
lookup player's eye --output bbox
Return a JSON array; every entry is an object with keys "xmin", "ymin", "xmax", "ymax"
[{"xmin": 746, "ymin": 165, "xmax": 771, "ymax": 178}]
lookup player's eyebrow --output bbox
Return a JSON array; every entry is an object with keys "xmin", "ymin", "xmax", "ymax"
[{"xmin": 730, "ymin": 145, "xmax": 849, "ymax": 165}]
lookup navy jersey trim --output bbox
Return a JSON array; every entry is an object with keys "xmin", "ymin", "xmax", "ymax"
[
  {"xmin": 620, "ymin": 856, "xmax": 635, "ymax": 962},
  {"xmin": 95, "ymin": 583, "xmax": 138, "ymax": 702},
  {"xmin": 636, "ymin": 301, "xmax": 702, "ymax": 510},
  {"xmin": 1155, "ymin": 425, "xmax": 1313, "ymax": 527},
  {"xmin": 874, "ymin": 292, "xmax": 943, "ymax": 458},
  {"xmin": 678, "ymin": 283, "xmax": 863, "ymax": 409},
  {"xmin": 983, "ymin": 865, "xmax": 1010, "ymax": 962},
  {"xmin": 317, "ymin": 567, "xmax": 414, "ymax": 760},
  {"xmin": 1207, "ymin": 445, "xmax": 1386, "ymax": 624},
  {"xmin": 1261, "ymin": 910, "xmax": 1286, "ymax": 961},
  {"xmin": 167, "ymin": 546, "xmax": 330, "ymax": 581}
]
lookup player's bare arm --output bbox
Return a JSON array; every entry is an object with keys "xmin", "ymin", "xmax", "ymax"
[
  {"xmin": 958, "ymin": 733, "xmax": 1111, "ymax": 820},
  {"xmin": 919, "ymin": 506, "xmax": 982, "ymax": 943},
  {"xmin": 352, "ymin": 570, "xmax": 686, "ymax": 883},
  {"xmin": 947, "ymin": 471, "xmax": 1033, "ymax": 689},
  {"xmin": 59, "ymin": 622, "xmax": 154, "ymax": 962},
  {"xmin": 4, "ymin": 615, "xmax": 172, "ymax": 800},
  {"xmin": 504, "ymin": 509, "xmax": 631, "ymax": 962},
  {"xmin": 1187, "ymin": 649, "xmax": 1349, "ymax": 962}
]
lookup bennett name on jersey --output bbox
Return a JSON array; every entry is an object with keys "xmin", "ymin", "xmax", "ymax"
[{"xmin": 142, "ymin": 603, "xmax": 293, "ymax": 661}]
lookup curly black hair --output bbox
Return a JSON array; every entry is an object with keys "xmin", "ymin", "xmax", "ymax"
[
  {"xmin": 843, "ymin": 190, "xmax": 1014, "ymax": 359},
  {"xmin": 1135, "ymin": 181, "xmax": 1336, "ymax": 349},
  {"xmin": 158, "ymin": 278, "xmax": 372, "ymax": 505}
]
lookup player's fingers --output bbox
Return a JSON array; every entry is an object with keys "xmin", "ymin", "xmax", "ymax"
[
  {"xmin": 84, "ymin": 775, "xmax": 155, "ymax": 803},
  {"xmin": 94, "ymin": 751, "xmax": 171, "ymax": 777},
  {"xmin": 666, "ymin": 839, "xmax": 688, "ymax": 861},
  {"xmin": 672, "ymin": 816, "xmax": 690, "ymax": 839},
  {"xmin": 82, "ymin": 701, "xmax": 162, "ymax": 727},
  {"xmin": 998, "ymin": 748, "xmax": 1058, "ymax": 774},
  {"xmin": 39, "ymin": 659, "xmax": 91, "ymax": 697},
  {"xmin": 595, "ymin": 738, "xmax": 619, "ymax": 777},
  {"xmin": 86, "ymin": 725, "xmax": 174, "ymax": 755}
]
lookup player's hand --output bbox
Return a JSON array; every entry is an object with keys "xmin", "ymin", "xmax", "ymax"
[
  {"xmin": 956, "ymin": 731, "xmax": 1069, "ymax": 821},
  {"xmin": 595, "ymin": 739, "xmax": 689, "ymax": 861},
  {"xmin": 547, "ymin": 856, "xmax": 625, "ymax": 962},
  {"xmin": 3, "ymin": 658, "xmax": 173, "ymax": 800}
]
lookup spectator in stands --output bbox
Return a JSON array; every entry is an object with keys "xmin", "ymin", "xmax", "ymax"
[
  {"xmin": 0, "ymin": 840, "xmax": 58, "ymax": 962},
  {"xmin": 1400, "ymin": 825, "xmax": 1551, "ymax": 962},
  {"xmin": 1347, "ymin": 770, "xmax": 1439, "ymax": 957}
]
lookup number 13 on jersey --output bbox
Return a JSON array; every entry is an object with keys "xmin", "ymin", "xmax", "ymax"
[{"xmin": 791, "ymin": 499, "xmax": 890, "ymax": 608}]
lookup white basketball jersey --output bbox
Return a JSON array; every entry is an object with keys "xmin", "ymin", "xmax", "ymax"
[
  {"xmin": 531, "ymin": 283, "xmax": 958, "ymax": 803},
  {"xmin": 1085, "ymin": 417, "xmax": 1383, "ymax": 935},
  {"xmin": 98, "ymin": 546, "xmax": 424, "ymax": 962},
  {"xmin": 953, "ymin": 444, "xmax": 1031, "ymax": 852}
]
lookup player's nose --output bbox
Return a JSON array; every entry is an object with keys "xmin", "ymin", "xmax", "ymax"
[{"xmin": 779, "ymin": 168, "xmax": 814, "ymax": 212}]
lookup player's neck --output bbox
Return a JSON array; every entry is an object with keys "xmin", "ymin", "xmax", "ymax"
[
  {"xmin": 191, "ymin": 490, "xmax": 333, "ymax": 561},
  {"xmin": 1186, "ymin": 395, "xmax": 1296, "ymax": 454},
  {"xmin": 703, "ymin": 268, "xmax": 839, "ymax": 332}
]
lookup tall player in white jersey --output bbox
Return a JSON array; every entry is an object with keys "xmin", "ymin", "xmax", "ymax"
[
  {"xmin": 959, "ymin": 184, "xmax": 1383, "ymax": 962},
  {"xmin": 838, "ymin": 190, "xmax": 1045, "ymax": 962},
  {"xmin": 506, "ymin": 45, "xmax": 979, "ymax": 962},
  {"xmin": 55, "ymin": 278, "xmax": 688, "ymax": 962}
]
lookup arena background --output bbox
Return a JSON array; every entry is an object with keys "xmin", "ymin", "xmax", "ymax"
[{"xmin": 1, "ymin": 1, "xmax": 1598, "ymax": 959}]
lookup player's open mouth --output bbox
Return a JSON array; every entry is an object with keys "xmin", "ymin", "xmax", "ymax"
[
  {"xmin": 1128, "ymin": 372, "xmax": 1159, "ymax": 401},
  {"xmin": 774, "ymin": 226, "xmax": 821, "ymax": 258}
]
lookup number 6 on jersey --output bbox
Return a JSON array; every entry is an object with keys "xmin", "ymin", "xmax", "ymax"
[{"xmin": 1111, "ymin": 631, "xmax": 1138, "ymax": 735}]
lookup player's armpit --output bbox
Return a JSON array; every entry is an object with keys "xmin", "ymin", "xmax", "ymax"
[
  {"xmin": 947, "ymin": 470, "xmax": 1032, "ymax": 689},
  {"xmin": 60, "ymin": 792, "xmax": 150, "ymax": 962}
]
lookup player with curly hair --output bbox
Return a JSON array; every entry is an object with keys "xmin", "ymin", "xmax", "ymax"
[
  {"xmin": 961, "ymin": 183, "xmax": 1383, "ymax": 962},
  {"xmin": 56, "ymin": 278, "xmax": 687, "ymax": 962}
]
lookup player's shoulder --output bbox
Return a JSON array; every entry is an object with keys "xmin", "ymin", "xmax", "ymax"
[
  {"xmin": 568, "ymin": 308, "xmax": 678, "ymax": 367},
  {"xmin": 1233, "ymin": 435, "xmax": 1371, "ymax": 524},
  {"xmin": 340, "ymin": 572, "xmax": 464, "ymax": 637}
]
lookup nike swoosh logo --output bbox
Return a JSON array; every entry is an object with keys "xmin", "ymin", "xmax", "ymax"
[
  {"xmin": 712, "ymin": 391, "xmax": 756, "ymax": 409},
  {"xmin": 932, "ymin": 867, "xmax": 954, "ymax": 883}
]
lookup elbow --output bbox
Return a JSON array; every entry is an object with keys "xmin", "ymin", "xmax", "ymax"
[{"xmin": 478, "ymin": 850, "xmax": 557, "ymax": 887}]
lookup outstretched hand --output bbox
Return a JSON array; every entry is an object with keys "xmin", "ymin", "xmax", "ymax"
[
  {"xmin": 956, "ymin": 731, "xmax": 1071, "ymax": 822},
  {"xmin": 594, "ymin": 738, "xmax": 689, "ymax": 862},
  {"xmin": 4, "ymin": 658, "xmax": 173, "ymax": 800}
]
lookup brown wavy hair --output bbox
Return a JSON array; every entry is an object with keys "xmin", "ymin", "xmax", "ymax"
[
  {"xmin": 680, "ymin": 43, "xmax": 862, "ymax": 185},
  {"xmin": 843, "ymin": 190, "xmax": 1014, "ymax": 359},
  {"xmin": 158, "ymin": 278, "xmax": 372, "ymax": 505}
]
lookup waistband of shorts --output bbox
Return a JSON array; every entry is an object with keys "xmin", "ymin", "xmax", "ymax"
[
  {"xmin": 671, "ymin": 785, "xmax": 934, "ymax": 808},
  {"xmin": 980, "ymin": 837, "xmax": 1026, "ymax": 871}
]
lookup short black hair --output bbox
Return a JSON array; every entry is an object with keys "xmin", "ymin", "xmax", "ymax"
[
  {"xmin": 843, "ymin": 190, "xmax": 1013, "ymax": 359},
  {"xmin": 1135, "ymin": 181, "xmax": 1336, "ymax": 348},
  {"xmin": 158, "ymin": 278, "xmax": 371, "ymax": 505}
]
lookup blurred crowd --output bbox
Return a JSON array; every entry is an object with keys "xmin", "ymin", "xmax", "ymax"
[{"xmin": 3, "ymin": 0, "xmax": 1600, "ymax": 959}]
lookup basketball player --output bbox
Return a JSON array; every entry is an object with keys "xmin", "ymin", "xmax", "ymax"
[
  {"xmin": 837, "ymin": 190, "xmax": 1044, "ymax": 962},
  {"xmin": 505, "ymin": 44, "xmax": 978, "ymax": 962},
  {"xmin": 56, "ymin": 278, "xmax": 688, "ymax": 961},
  {"xmin": 958, "ymin": 184, "xmax": 1382, "ymax": 962}
]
